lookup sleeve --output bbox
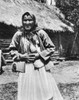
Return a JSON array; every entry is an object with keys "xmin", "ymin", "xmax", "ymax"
[
  {"xmin": 38, "ymin": 30, "xmax": 55, "ymax": 61},
  {"xmin": 9, "ymin": 31, "xmax": 20, "ymax": 50},
  {"xmin": 9, "ymin": 31, "xmax": 20, "ymax": 56}
]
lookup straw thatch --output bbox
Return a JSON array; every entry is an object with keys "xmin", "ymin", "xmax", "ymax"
[{"xmin": 0, "ymin": 0, "xmax": 73, "ymax": 32}]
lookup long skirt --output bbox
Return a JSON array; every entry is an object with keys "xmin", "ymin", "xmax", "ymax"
[{"xmin": 17, "ymin": 63, "xmax": 63, "ymax": 100}]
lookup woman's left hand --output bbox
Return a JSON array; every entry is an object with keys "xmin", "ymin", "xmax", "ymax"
[{"xmin": 28, "ymin": 53, "xmax": 39, "ymax": 61}]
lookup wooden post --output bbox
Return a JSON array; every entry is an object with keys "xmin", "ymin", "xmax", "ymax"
[
  {"xmin": 46, "ymin": 0, "xmax": 56, "ymax": 5},
  {"xmin": 0, "ymin": 50, "xmax": 5, "ymax": 74},
  {"xmin": 46, "ymin": 0, "xmax": 51, "ymax": 5},
  {"xmin": 0, "ymin": 50, "xmax": 1, "ymax": 69}
]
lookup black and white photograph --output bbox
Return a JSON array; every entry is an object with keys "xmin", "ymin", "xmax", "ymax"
[{"xmin": 0, "ymin": 0, "xmax": 79, "ymax": 100}]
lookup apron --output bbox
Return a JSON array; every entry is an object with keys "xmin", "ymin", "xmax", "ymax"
[{"xmin": 17, "ymin": 36, "xmax": 63, "ymax": 100}]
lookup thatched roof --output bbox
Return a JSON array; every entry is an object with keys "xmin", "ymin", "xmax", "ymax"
[{"xmin": 0, "ymin": 0, "xmax": 74, "ymax": 32}]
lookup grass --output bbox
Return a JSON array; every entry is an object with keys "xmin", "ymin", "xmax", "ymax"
[
  {"xmin": 0, "ymin": 82, "xmax": 17, "ymax": 100},
  {"xmin": 58, "ymin": 83, "xmax": 79, "ymax": 100},
  {"xmin": 0, "ymin": 82, "xmax": 79, "ymax": 100},
  {"xmin": 0, "ymin": 61, "xmax": 79, "ymax": 100}
]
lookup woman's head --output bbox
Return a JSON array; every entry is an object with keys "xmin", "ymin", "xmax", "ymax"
[{"xmin": 22, "ymin": 12, "xmax": 37, "ymax": 31}]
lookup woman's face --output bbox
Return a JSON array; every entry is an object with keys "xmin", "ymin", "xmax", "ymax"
[{"xmin": 22, "ymin": 15, "xmax": 35, "ymax": 31}]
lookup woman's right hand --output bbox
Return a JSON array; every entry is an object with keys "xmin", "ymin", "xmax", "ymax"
[{"xmin": 12, "ymin": 52, "xmax": 21, "ymax": 61}]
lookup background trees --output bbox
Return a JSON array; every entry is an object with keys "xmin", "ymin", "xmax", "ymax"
[
  {"xmin": 56, "ymin": 0, "xmax": 79, "ymax": 26},
  {"xmin": 56, "ymin": 0, "xmax": 79, "ymax": 55}
]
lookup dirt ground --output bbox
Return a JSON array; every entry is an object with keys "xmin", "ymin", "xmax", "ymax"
[{"xmin": 0, "ymin": 60, "xmax": 79, "ymax": 100}]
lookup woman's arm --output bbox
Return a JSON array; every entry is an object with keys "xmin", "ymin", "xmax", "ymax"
[
  {"xmin": 9, "ymin": 31, "xmax": 22, "ymax": 61},
  {"xmin": 9, "ymin": 31, "xmax": 21, "ymax": 51},
  {"xmin": 37, "ymin": 30, "xmax": 55, "ymax": 61}
]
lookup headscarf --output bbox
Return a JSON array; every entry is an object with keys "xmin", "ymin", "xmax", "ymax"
[
  {"xmin": 22, "ymin": 12, "xmax": 37, "ymax": 31},
  {"xmin": 19, "ymin": 12, "xmax": 40, "ymax": 33}
]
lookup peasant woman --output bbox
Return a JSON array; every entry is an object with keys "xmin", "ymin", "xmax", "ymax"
[{"xmin": 9, "ymin": 12, "xmax": 63, "ymax": 100}]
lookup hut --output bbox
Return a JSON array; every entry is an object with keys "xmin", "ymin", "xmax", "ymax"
[{"xmin": 0, "ymin": 0, "xmax": 75, "ymax": 58}]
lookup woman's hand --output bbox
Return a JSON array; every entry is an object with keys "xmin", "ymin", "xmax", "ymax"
[
  {"xmin": 12, "ymin": 52, "xmax": 21, "ymax": 61},
  {"xmin": 26, "ymin": 53, "xmax": 39, "ymax": 62},
  {"xmin": 11, "ymin": 51, "xmax": 39, "ymax": 62}
]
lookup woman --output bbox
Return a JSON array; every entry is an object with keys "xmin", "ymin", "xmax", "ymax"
[{"xmin": 9, "ymin": 12, "xmax": 63, "ymax": 100}]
